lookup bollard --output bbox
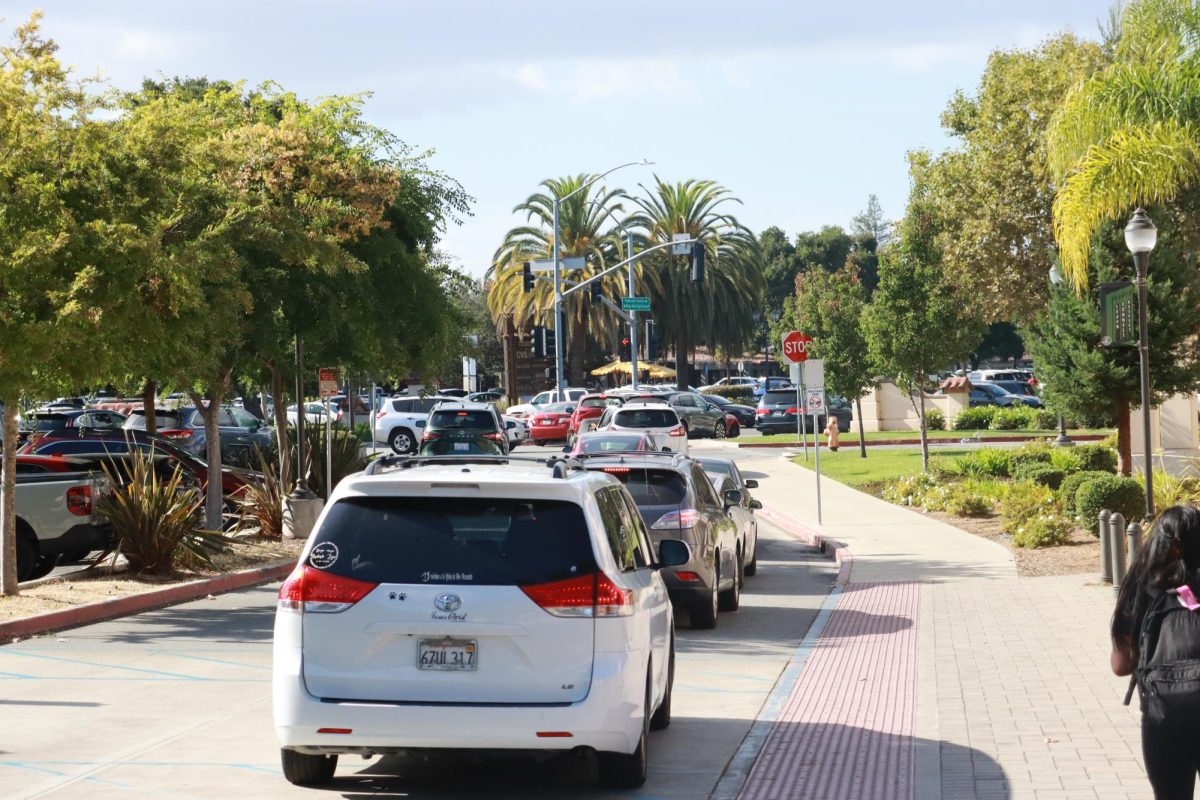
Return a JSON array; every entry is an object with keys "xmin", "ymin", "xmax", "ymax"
[
  {"xmin": 1111, "ymin": 512, "xmax": 1127, "ymax": 594},
  {"xmin": 1126, "ymin": 520, "xmax": 1143, "ymax": 570},
  {"xmin": 1099, "ymin": 509, "xmax": 1112, "ymax": 584}
]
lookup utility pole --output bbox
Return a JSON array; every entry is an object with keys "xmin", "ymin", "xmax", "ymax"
[{"xmin": 627, "ymin": 231, "xmax": 640, "ymax": 390}]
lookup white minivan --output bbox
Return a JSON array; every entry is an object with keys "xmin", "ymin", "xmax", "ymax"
[{"xmin": 272, "ymin": 457, "xmax": 688, "ymax": 788}]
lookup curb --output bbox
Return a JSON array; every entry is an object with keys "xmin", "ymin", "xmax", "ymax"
[
  {"xmin": 0, "ymin": 559, "xmax": 296, "ymax": 642},
  {"xmin": 757, "ymin": 504, "xmax": 853, "ymax": 585},
  {"xmin": 739, "ymin": 433, "xmax": 1106, "ymax": 449}
]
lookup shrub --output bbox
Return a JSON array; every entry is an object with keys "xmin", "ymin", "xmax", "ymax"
[
  {"xmin": 1077, "ymin": 476, "xmax": 1145, "ymax": 535},
  {"xmin": 1030, "ymin": 409, "xmax": 1058, "ymax": 430},
  {"xmin": 1013, "ymin": 463, "xmax": 1066, "ymax": 491},
  {"xmin": 1011, "ymin": 513, "xmax": 1074, "ymax": 548},
  {"xmin": 1071, "ymin": 443, "xmax": 1118, "ymax": 473},
  {"xmin": 948, "ymin": 447, "xmax": 1012, "ymax": 478},
  {"xmin": 1145, "ymin": 469, "xmax": 1200, "ymax": 513},
  {"xmin": 882, "ymin": 473, "xmax": 937, "ymax": 507},
  {"xmin": 701, "ymin": 385, "xmax": 756, "ymax": 401},
  {"xmin": 1009, "ymin": 443, "xmax": 1053, "ymax": 473},
  {"xmin": 953, "ymin": 406, "xmax": 997, "ymax": 430},
  {"xmin": 285, "ymin": 426, "xmax": 366, "ymax": 501},
  {"xmin": 1059, "ymin": 470, "xmax": 1113, "ymax": 514},
  {"xmin": 990, "ymin": 406, "xmax": 1036, "ymax": 430},
  {"xmin": 923, "ymin": 408, "xmax": 945, "ymax": 431},
  {"xmin": 932, "ymin": 483, "xmax": 994, "ymax": 517},
  {"xmin": 232, "ymin": 447, "xmax": 291, "ymax": 540},
  {"xmin": 353, "ymin": 422, "xmax": 371, "ymax": 443},
  {"xmin": 999, "ymin": 480, "xmax": 1058, "ymax": 528},
  {"xmin": 1101, "ymin": 432, "xmax": 1119, "ymax": 450}
]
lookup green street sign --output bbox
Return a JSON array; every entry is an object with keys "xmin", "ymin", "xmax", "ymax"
[
  {"xmin": 621, "ymin": 296, "xmax": 651, "ymax": 312},
  {"xmin": 1099, "ymin": 281, "xmax": 1136, "ymax": 347}
]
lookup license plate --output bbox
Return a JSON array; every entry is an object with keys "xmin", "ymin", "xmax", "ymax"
[
  {"xmin": 540, "ymin": 419, "xmax": 553, "ymax": 425},
  {"xmin": 418, "ymin": 638, "xmax": 477, "ymax": 671},
  {"xmin": 454, "ymin": 442, "xmax": 470, "ymax": 451}
]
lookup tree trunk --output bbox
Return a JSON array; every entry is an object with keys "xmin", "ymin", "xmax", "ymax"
[
  {"xmin": 1116, "ymin": 397, "xmax": 1132, "ymax": 477},
  {"xmin": 190, "ymin": 367, "xmax": 230, "ymax": 531},
  {"xmin": 675, "ymin": 328, "xmax": 692, "ymax": 392},
  {"xmin": 141, "ymin": 379, "xmax": 157, "ymax": 435},
  {"xmin": 1, "ymin": 392, "xmax": 19, "ymax": 595},
  {"xmin": 855, "ymin": 396, "xmax": 867, "ymax": 459},
  {"xmin": 917, "ymin": 389, "xmax": 929, "ymax": 473},
  {"xmin": 569, "ymin": 306, "xmax": 588, "ymax": 388},
  {"xmin": 269, "ymin": 362, "xmax": 288, "ymax": 479}
]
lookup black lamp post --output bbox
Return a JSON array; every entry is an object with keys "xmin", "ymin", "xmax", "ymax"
[
  {"xmin": 1124, "ymin": 207, "xmax": 1158, "ymax": 520},
  {"xmin": 1047, "ymin": 265, "xmax": 1075, "ymax": 447}
]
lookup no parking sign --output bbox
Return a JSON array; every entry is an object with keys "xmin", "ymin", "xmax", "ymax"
[{"xmin": 805, "ymin": 388, "xmax": 826, "ymax": 415}]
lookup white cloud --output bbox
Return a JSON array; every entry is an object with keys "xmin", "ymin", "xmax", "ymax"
[{"xmin": 514, "ymin": 63, "xmax": 548, "ymax": 92}]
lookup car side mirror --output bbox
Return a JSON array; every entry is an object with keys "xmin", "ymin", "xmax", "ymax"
[
  {"xmin": 658, "ymin": 539, "xmax": 691, "ymax": 569},
  {"xmin": 743, "ymin": 479, "xmax": 758, "ymax": 489},
  {"xmin": 723, "ymin": 489, "xmax": 743, "ymax": 508},
  {"xmin": 749, "ymin": 499, "xmax": 763, "ymax": 510}
]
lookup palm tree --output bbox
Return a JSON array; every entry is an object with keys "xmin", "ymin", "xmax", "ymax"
[
  {"xmin": 1049, "ymin": 0, "xmax": 1200, "ymax": 286},
  {"xmin": 487, "ymin": 175, "xmax": 633, "ymax": 386},
  {"xmin": 626, "ymin": 178, "xmax": 764, "ymax": 391}
]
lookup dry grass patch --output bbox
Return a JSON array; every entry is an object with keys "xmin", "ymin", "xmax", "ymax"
[{"xmin": 921, "ymin": 510, "xmax": 1100, "ymax": 577}]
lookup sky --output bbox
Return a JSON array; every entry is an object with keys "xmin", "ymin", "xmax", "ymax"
[{"xmin": 4, "ymin": 1, "xmax": 1113, "ymax": 276}]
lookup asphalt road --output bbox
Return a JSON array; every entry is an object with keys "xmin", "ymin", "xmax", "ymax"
[{"xmin": 1, "ymin": 503, "xmax": 831, "ymax": 799}]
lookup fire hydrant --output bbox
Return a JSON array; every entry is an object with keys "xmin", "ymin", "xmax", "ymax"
[{"xmin": 824, "ymin": 416, "xmax": 840, "ymax": 452}]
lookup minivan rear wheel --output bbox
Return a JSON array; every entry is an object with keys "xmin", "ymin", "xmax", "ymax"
[
  {"xmin": 280, "ymin": 749, "xmax": 337, "ymax": 785},
  {"xmin": 598, "ymin": 670, "xmax": 650, "ymax": 788}
]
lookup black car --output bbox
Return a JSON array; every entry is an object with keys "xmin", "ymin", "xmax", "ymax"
[
  {"xmin": 19, "ymin": 409, "xmax": 127, "ymax": 441},
  {"xmin": 703, "ymin": 393, "xmax": 757, "ymax": 428},
  {"xmin": 419, "ymin": 401, "xmax": 509, "ymax": 455},
  {"xmin": 755, "ymin": 389, "xmax": 826, "ymax": 434}
]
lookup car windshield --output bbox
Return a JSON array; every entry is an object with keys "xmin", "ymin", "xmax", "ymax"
[
  {"xmin": 20, "ymin": 413, "xmax": 74, "ymax": 432},
  {"xmin": 420, "ymin": 438, "xmax": 504, "ymax": 456},
  {"xmin": 580, "ymin": 397, "xmax": 609, "ymax": 409},
  {"xmin": 981, "ymin": 384, "xmax": 1012, "ymax": 397},
  {"xmin": 429, "ymin": 410, "xmax": 497, "ymax": 429},
  {"xmin": 125, "ymin": 411, "xmax": 185, "ymax": 431},
  {"xmin": 698, "ymin": 459, "xmax": 734, "ymax": 478},
  {"xmin": 614, "ymin": 408, "xmax": 678, "ymax": 428},
  {"xmin": 763, "ymin": 390, "xmax": 796, "ymax": 405},
  {"xmin": 578, "ymin": 434, "xmax": 645, "ymax": 453},
  {"xmin": 600, "ymin": 467, "xmax": 688, "ymax": 508},
  {"xmin": 541, "ymin": 403, "xmax": 573, "ymax": 414},
  {"xmin": 309, "ymin": 497, "xmax": 597, "ymax": 586},
  {"xmin": 706, "ymin": 395, "xmax": 730, "ymax": 407}
]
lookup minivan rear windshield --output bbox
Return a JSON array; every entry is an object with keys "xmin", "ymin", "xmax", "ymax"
[
  {"xmin": 602, "ymin": 468, "xmax": 688, "ymax": 507},
  {"xmin": 762, "ymin": 391, "xmax": 797, "ymax": 404},
  {"xmin": 614, "ymin": 409, "xmax": 677, "ymax": 428},
  {"xmin": 308, "ymin": 497, "xmax": 597, "ymax": 586},
  {"xmin": 429, "ymin": 410, "xmax": 496, "ymax": 430},
  {"xmin": 125, "ymin": 412, "xmax": 185, "ymax": 431}
]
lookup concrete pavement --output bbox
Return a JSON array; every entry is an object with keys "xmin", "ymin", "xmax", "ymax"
[{"xmin": 730, "ymin": 449, "xmax": 1145, "ymax": 800}]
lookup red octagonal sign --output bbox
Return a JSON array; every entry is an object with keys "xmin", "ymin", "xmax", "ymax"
[{"xmin": 781, "ymin": 331, "xmax": 813, "ymax": 363}]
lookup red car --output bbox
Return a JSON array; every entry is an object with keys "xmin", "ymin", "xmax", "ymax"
[
  {"xmin": 568, "ymin": 394, "xmax": 622, "ymax": 441},
  {"xmin": 529, "ymin": 402, "xmax": 576, "ymax": 444},
  {"xmin": 568, "ymin": 431, "xmax": 655, "ymax": 456}
]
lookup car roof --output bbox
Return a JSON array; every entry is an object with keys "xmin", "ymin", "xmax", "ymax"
[
  {"xmin": 431, "ymin": 400, "xmax": 496, "ymax": 412},
  {"xmin": 339, "ymin": 458, "xmax": 617, "ymax": 502},
  {"xmin": 615, "ymin": 401, "xmax": 673, "ymax": 410}
]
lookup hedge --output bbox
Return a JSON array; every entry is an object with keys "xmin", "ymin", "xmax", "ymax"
[
  {"xmin": 991, "ymin": 406, "xmax": 1036, "ymax": 430},
  {"xmin": 924, "ymin": 408, "xmax": 945, "ymax": 431},
  {"xmin": 954, "ymin": 406, "xmax": 997, "ymax": 430},
  {"xmin": 700, "ymin": 385, "xmax": 756, "ymax": 401},
  {"xmin": 1077, "ymin": 476, "xmax": 1144, "ymax": 535},
  {"xmin": 1013, "ymin": 463, "xmax": 1066, "ymax": 490},
  {"xmin": 1058, "ymin": 470, "xmax": 1113, "ymax": 515}
]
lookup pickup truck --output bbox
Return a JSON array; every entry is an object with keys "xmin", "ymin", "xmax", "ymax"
[{"xmin": 13, "ymin": 471, "xmax": 113, "ymax": 582}]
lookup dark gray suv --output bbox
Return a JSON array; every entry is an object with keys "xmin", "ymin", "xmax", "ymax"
[
  {"xmin": 755, "ymin": 389, "xmax": 826, "ymax": 435},
  {"xmin": 579, "ymin": 453, "xmax": 742, "ymax": 629}
]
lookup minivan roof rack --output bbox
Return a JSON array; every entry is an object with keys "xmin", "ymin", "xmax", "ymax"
[{"xmin": 364, "ymin": 453, "xmax": 593, "ymax": 477}]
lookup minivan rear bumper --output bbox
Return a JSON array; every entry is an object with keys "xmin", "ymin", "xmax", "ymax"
[{"xmin": 274, "ymin": 650, "xmax": 645, "ymax": 755}]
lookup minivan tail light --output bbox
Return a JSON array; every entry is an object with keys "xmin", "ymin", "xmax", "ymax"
[
  {"xmin": 668, "ymin": 425, "xmax": 687, "ymax": 437},
  {"xmin": 278, "ymin": 565, "xmax": 377, "ymax": 614},
  {"xmin": 159, "ymin": 429, "xmax": 193, "ymax": 440},
  {"xmin": 520, "ymin": 572, "xmax": 633, "ymax": 617},
  {"xmin": 755, "ymin": 408, "xmax": 770, "ymax": 416},
  {"xmin": 786, "ymin": 407, "xmax": 799, "ymax": 415},
  {"xmin": 66, "ymin": 485, "xmax": 92, "ymax": 516},
  {"xmin": 652, "ymin": 509, "xmax": 703, "ymax": 530}
]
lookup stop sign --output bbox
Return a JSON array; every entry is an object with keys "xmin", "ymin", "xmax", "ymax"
[{"xmin": 781, "ymin": 331, "xmax": 812, "ymax": 363}]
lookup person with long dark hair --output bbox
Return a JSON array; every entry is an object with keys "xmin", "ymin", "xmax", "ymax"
[{"xmin": 1112, "ymin": 505, "xmax": 1200, "ymax": 799}]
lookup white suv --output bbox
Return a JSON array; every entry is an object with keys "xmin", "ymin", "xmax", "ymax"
[
  {"xmin": 272, "ymin": 457, "xmax": 688, "ymax": 789},
  {"xmin": 595, "ymin": 402, "xmax": 689, "ymax": 453},
  {"xmin": 372, "ymin": 396, "xmax": 458, "ymax": 453},
  {"xmin": 505, "ymin": 387, "xmax": 589, "ymax": 420}
]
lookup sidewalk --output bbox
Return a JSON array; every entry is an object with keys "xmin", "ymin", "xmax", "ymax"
[{"xmin": 736, "ymin": 454, "xmax": 1144, "ymax": 800}]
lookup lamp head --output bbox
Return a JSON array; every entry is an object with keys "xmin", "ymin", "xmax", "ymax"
[{"xmin": 1124, "ymin": 207, "xmax": 1157, "ymax": 254}]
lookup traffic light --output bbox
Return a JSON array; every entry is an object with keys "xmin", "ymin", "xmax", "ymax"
[
  {"xmin": 690, "ymin": 242, "xmax": 705, "ymax": 284},
  {"xmin": 530, "ymin": 326, "xmax": 546, "ymax": 358},
  {"xmin": 645, "ymin": 323, "xmax": 656, "ymax": 359},
  {"xmin": 590, "ymin": 279, "xmax": 602, "ymax": 301},
  {"xmin": 522, "ymin": 262, "xmax": 534, "ymax": 293},
  {"xmin": 621, "ymin": 337, "xmax": 631, "ymax": 360}
]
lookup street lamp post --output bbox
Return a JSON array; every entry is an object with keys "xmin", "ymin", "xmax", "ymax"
[
  {"xmin": 551, "ymin": 160, "xmax": 651, "ymax": 395},
  {"xmin": 1125, "ymin": 207, "xmax": 1158, "ymax": 520},
  {"xmin": 1047, "ymin": 265, "xmax": 1074, "ymax": 447}
]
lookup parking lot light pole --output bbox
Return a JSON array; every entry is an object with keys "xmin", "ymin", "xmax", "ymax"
[
  {"xmin": 1125, "ymin": 207, "xmax": 1158, "ymax": 520},
  {"xmin": 626, "ymin": 231, "xmax": 640, "ymax": 390},
  {"xmin": 1047, "ymin": 265, "xmax": 1075, "ymax": 447},
  {"xmin": 551, "ymin": 160, "xmax": 651, "ymax": 395}
]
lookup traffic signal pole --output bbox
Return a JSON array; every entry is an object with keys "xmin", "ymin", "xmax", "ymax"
[
  {"xmin": 627, "ymin": 231, "xmax": 640, "ymax": 390},
  {"xmin": 552, "ymin": 197, "xmax": 566, "ymax": 396}
]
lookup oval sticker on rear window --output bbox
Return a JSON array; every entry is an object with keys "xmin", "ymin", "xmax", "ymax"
[{"xmin": 308, "ymin": 542, "xmax": 339, "ymax": 570}]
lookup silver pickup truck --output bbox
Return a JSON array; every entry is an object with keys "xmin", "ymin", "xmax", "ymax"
[{"xmin": 14, "ymin": 472, "xmax": 113, "ymax": 582}]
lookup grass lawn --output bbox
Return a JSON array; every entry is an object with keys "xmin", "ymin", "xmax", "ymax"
[
  {"xmin": 754, "ymin": 428, "xmax": 1112, "ymax": 445},
  {"xmin": 790, "ymin": 447, "xmax": 978, "ymax": 489}
]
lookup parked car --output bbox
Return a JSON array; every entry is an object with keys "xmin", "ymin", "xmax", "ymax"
[
  {"xmin": 755, "ymin": 390, "xmax": 826, "ymax": 435},
  {"xmin": 988, "ymin": 380, "xmax": 1042, "ymax": 401},
  {"xmin": 568, "ymin": 394, "xmax": 624, "ymax": 443},
  {"xmin": 19, "ymin": 409, "xmax": 127, "ymax": 441},
  {"xmin": 502, "ymin": 416, "xmax": 530, "ymax": 449},
  {"xmin": 286, "ymin": 402, "xmax": 334, "ymax": 427},
  {"xmin": 569, "ymin": 431, "xmax": 657, "ymax": 456},
  {"xmin": 529, "ymin": 402, "xmax": 576, "ymax": 445},
  {"xmin": 970, "ymin": 382, "xmax": 1043, "ymax": 408},
  {"xmin": 594, "ymin": 402, "xmax": 689, "ymax": 454},
  {"xmin": 580, "ymin": 453, "xmax": 741, "ymax": 629},
  {"xmin": 467, "ymin": 390, "xmax": 505, "ymax": 404},
  {"xmin": 273, "ymin": 457, "xmax": 687, "ymax": 788},
  {"xmin": 753, "ymin": 376, "xmax": 795, "ymax": 398},
  {"xmin": 12, "ymin": 470, "xmax": 113, "ymax": 581},
  {"xmin": 505, "ymin": 387, "xmax": 589, "ymax": 420},
  {"xmin": 703, "ymin": 393, "xmax": 757, "ymax": 429},
  {"xmin": 125, "ymin": 405, "xmax": 273, "ymax": 466},
  {"xmin": 968, "ymin": 369, "xmax": 1033, "ymax": 384},
  {"xmin": 695, "ymin": 456, "xmax": 761, "ymax": 576},
  {"xmin": 827, "ymin": 395, "xmax": 854, "ymax": 433},
  {"xmin": 418, "ymin": 401, "xmax": 509, "ymax": 456},
  {"xmin": 698, "ymin": 376, "xmax": 758, "ymax": 392},
  {"xmin": 666, "ymin": 392, "xmax": 733, "ymax": 439},
  {"xmin": 372, "ymin": 395, "xmax": 459, "ymax": 454}
]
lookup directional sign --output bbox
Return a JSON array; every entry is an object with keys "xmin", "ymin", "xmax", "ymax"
[
  {"xmin": 318, "ymin": 368, "xmax": 340, "ymax": 398},
  {"xmin": 781, "ymin": 331, "xmax": 813, "ymax": 364},
  {"xmin": 672, "ymin": 233, "xmax": 692, "ymax": 256},
  {"xmin": 621, "ymin": 296, "xmax": 651, "ymax": 312},
  {"xmin": 529, "ymin": 256, "xmax": 586, "ymax": 273},
  {"xmin": 806, "ymin": 388, "xmax": 826, "ymax": 414}
]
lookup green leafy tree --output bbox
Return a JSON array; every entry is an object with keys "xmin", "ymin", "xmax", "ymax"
[
  {"xmin": 795, "ymin": 267, "xmax": 874, "ymax": 457},
  {"xmin": 971, "ymin": 322, "xmax": 1026, "ymax": 368},
  {"xmin": 863, "ymin": 157, "xmax": 987, "ymax": 472},
  {"xmin": 1024, "ymin": 210, "xmax": 1200, "ymax": 474},
  {"xmin": 1049, "ymin": 0, "xmax": 1200, "ymax": 285}
]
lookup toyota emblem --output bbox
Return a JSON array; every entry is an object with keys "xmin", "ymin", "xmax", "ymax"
[{"xmin": 434, "ymin": 593, "xmax": 462, "ymax": 612}]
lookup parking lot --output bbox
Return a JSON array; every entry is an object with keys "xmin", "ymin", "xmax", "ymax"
[{"xmin": 0, "ymin": 511, "xmax": 832, "ymax": 800}]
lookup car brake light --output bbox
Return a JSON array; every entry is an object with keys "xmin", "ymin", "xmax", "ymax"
[
  {"xmin": 652, "ymin": 509, "xmax": 703, "ymax": 530},
  {"xmin": 521, "ymin": 572, "xmax": 633, "ymax": 617},
  {"xmin": 278, "ymin": 565, "xmax": 377, "ymax": 614},
  {"xmin": 602, "ymin": 467, "xmax": 631, "ymax": 474},
  {"xmin": 669, "ymin": 425, "xmax": 687, "ymax": 437},
  {"xmin": 422, "ymin": 431, "xmax": 441, "ymax": 442},
  {"xmin": 674, "ymin": 571, "xmax": 700, "ymax": 582},
  {"xmin": 66, "ymin": 485, "xmax": 92, "ymax": 516},
  {"xmin": 377, "ymin": 408, "xmax": 388, "ymax": 418},
  {"xmin": 755, "ymin": 408, "xmax": 770, "ymax": 416},
  {"xmin": 482, "ymin": 432, "xmax": 504, "ymax": 442},
  {"xmin": 159, "ymin": 429, "xmax": 193, "ymax": 440},
  {"xmin": 786, "ymin": 407, "xmax": 799, "ymax": 414}
]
